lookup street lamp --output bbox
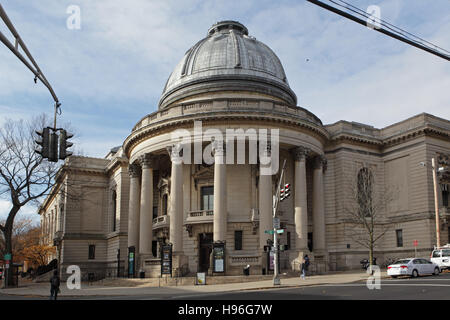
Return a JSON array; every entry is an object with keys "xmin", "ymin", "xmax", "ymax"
[{"xmin": 420, "ymin": 158, "xmax": 444, "ymax": 248}]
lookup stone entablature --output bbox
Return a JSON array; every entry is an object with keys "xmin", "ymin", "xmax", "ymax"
[
  {"xmin": 325, "ymin": 113, "xmax": 450, "ymax": 148},
  {"xmin": 132, "ymin": 98, "xmax": 323, "ymax": 132}
]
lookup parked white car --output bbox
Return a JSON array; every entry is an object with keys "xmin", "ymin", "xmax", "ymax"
[
  {"xmin": 387, "ymin": 258, "xmax": 440, "ymax": 278},
  {"xmin": 431, "ymin": 245, "xmax": 450, "ymax": 270}
]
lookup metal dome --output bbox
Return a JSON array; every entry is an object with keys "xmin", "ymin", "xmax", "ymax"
[{"xmin": 158, "ymin": 21, "xmax": 297, "ymax": 109}]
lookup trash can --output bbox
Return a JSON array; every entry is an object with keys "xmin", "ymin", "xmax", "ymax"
[
  {"xmin": 243, "ymin": 265, "xmax": 250, "ymax": 276},
  {"xmin": 139, "ymin": 271, "xmax": 145, "ymax": 278}
]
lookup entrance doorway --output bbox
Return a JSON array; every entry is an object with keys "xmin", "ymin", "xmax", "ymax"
[{"xmin": 198, "ymin": 233, "xmax": 213, "ymax": 272}]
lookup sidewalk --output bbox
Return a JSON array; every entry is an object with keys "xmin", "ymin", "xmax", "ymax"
[{"xmin": 0, "ymin": 270, "xmax": 386, "ymax": 298}]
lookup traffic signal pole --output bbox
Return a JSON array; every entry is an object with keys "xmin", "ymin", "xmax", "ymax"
[
  {"xmin": 0, "ymin": 4, "xmax": 67, "ymax": 158},
  {"xmin": 272, "ymin": 159, "xmax": 287, "ymax": 286}
]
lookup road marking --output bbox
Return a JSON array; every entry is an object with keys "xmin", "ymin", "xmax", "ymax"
[{"xmin": 313, "ymin": 283, "xmax": 450, "ymax": 287}]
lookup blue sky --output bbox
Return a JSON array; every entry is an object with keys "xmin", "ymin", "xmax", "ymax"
[{"xmin": 1, "ymin": 0, "xmax": 449, "ymax": 221}]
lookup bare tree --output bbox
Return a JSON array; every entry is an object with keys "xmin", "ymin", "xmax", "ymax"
[
  {"xmin": 0, "ymin": 115, "xmax": 59, "ymax": 286},
  {"xmin": 344, "ymin": 167, "xmax": 394, "ymax": 267}
]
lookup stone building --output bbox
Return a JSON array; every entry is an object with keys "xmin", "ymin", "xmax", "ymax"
[{"xmin": 39, "ymin": 21, "xmax": 450, "ymax": 280}]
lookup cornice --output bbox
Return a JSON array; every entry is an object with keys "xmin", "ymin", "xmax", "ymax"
[
  {"xmin": 124, "ymin": 112, "xmax": 330, "ymax": 159},
  {"xmin": 327, "ymin": 124, "xmax": 449, "ymax": 150}
]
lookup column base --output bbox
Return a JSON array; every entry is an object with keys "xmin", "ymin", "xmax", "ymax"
[
  {"xmin": 172, "ymin": 252, "xmax": 189, "ymax": 277},
  {"xmin": 261, "ymin": 251, "xmax": 268, "ymax": 275},
  {"xmin": 289, "ymin": 249, "xmax": 311, "ymax": 271}
]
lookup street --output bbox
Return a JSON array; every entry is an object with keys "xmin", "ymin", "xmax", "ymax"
[{"xmin": 1, "ymin": 272, "xmax": 449, "ymax": 300}]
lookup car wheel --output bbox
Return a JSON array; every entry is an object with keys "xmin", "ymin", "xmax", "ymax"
[
  {"xmin": 412, "ymin": 269, "xmax": 419, "ymax": 278},
  {"xmin": 433, "ymin": 268, "xmax": 440, "ymax": 276},
  {"xmin": 391, "ymin": 276, "xmax": 397, "ymax": 279}
]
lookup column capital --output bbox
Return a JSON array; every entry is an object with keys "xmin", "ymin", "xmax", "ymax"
[
  {"xmin": 128, "ymin": 163, "xmax": 141, "ymax": 178},
  {"xmin": 139, "ymin": 153, "xmax": 153, "ymax": 169},
  {"xmin": 212, "ymin": 139, "xmax": 225, "ymax": 157},
  {"xmin": 167, "ymin": 144, "xmax": 183, "ymax": 163},
  {"xmin": 291, "ymin": 146, "xmax": 310, "ymax": 162},
  {"xmin": 259, "ymin": 142, "xmax": 271, "ymax": 158},
  {"xmin": 313, "ymin": 155, "xmax": 327, "ymax": 171}
]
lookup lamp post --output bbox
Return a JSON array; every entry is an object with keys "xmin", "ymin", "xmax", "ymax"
[{"xmin": 431, "ymin": 158, "xmax": 441, "ymax": 248}]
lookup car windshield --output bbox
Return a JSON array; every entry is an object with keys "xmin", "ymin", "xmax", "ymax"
[
  {"xmin": 393, "ymin": 259, "xmax": 410, "ymax": 265},
  {"xmin": 432, "ymin": 251, "xmax": 441, "ymax": 258}
]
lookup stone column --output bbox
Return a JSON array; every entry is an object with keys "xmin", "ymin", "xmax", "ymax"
[
  {"xmin": 139, "ymin": 153, "xmax": 154, "ymax": 260},
  {"xmin": 213, "ymin": 141, "xmax": 227, "ymax": 242},
  {"xmin": 168, "ymin": 145, "xmax": 183, "ymax": 253},
  {"xmin": 128, "ymin": 163, "xmax": 141, "ymax": 253},
  {"xmin": 312, "ymin": 155, "xmax": 327, "ymax": 255},
  {"xmin": 290, "ymin": 146, "xmax": 310, "ymax": 270},
  {"xmin": 259, "ymin": 146, "xmax": 273, "ymax": 273},
  {"xmin": 167, "ymin": 144, "xmax": 189, "ymax": 276}
]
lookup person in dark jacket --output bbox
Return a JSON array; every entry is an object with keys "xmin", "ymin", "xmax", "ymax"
[
  {"xmin": 301, "ymin": 255, "xmax": 310, "ymax": 279},
  {"xmin": 49, "ymin": 270, "xmax": 60, "ymax": 300}
]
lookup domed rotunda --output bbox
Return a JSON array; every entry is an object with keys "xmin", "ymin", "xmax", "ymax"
[{"xmin": 39, "ymin": 21, "xmax": 450, "ymax": 280}]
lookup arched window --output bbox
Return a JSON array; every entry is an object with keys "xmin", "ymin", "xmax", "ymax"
[
  {"xmin": 357, "ymin": 167, "xmax": 373, "ymax": 218},
  {"xmin": 112, "ymin": 190, "xmax": 117, "ymax": 231}
]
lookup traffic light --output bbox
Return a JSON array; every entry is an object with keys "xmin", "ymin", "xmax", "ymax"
[
  {"xmin": 280, "ymin": 183, "xmax": 290, "ymax": 201},
  {"xmin": 284, "ymin": 183, "xmax": 290, "ymax": 199},
  {"xmin": 59, "ymin": 129, "xmax": 73, "ymax": 160},
  {"xmin": 49, "ymin": 131, "xmax": 58, "ymax": 162},
  {"xmin": 35, "ymin": 127, "xmax": 50, "ymax": 158}
]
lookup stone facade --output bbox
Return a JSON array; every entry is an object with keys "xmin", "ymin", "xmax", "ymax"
[{"xmin": 39, "ymin": 21, "xmax": 450, "ymax": 280}]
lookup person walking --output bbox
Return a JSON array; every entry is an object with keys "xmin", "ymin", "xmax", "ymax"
[
  {"xmin": 49, "ymin": 270, "xmax": 60, "ymax": 300},
  {"xmin": 300, "ymin": 255, "xmax": 310, "ymax": 280}
]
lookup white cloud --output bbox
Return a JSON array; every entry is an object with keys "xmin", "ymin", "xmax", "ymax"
[{"xmin": 0, "ymin": 0, "xmax": 448, "ymax": 159}]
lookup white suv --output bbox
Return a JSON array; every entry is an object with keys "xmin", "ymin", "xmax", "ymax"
[{"xmin": 431, "ymin": 244, "xmax": 450, "ymax": 270}]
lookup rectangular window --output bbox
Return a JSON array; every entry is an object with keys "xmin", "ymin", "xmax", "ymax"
[
  {"xmin": 153, "ymin": 206, "xmax": 158, "ymax": 220},
  {"xmin": 308, "ymin": 232, "xmax": 313, "ymax": 252},
  {"xmin": 201, "ymin": 186, "xmax": 214, "ymax": 210},
  {"xmin": 234, "ymin": 230, "xmax": 243, "ymax": 250},
  {"xmin": 396, "ymin": 229, "xmax": 403, "ymax": 247},
  {"xmin": 152, "ymin": 241, "xmax": 157, "ymax": 257},
  {"xmin": 448, "ymin": 227, "xmax": 450, "ymax": 244},
  {"xmin": 88, "ymin": 245, "xmax": 96, "ymax": 260},
  {"xmin": 112, "ymin": 191, "xmax": 117, "ymax": 232},
  {"xmin": 442, "ymin": 189, "xmax": 449, "ymax": 207}
]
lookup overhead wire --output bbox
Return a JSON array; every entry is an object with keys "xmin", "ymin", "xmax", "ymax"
[{"xmin": 328, "ymin": 0, "xmax": 450, "ymax": 56}]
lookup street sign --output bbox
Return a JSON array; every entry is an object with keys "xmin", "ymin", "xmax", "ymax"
[
  {"xmin": 3, "ymin": 253, "xmax": 11, "ymax": 260},
  {"xmin": 413, "ymin": 240, "xmax": 418, "ymax": 247},
  {"xmin": 265, "ymin": 230, "xmax": 275, "ymax": 235},
  {"xmin": 276, "ymin": 229, "xmax": 284, "ymax": 234},
  {"xmin": 273, "ymin": 218, "xmax": 280, "ymax": 229}
]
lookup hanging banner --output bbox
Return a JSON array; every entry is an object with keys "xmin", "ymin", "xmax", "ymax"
[{"xmin": 128, "ymin": 246, "xmax": 135, "ymax": 278}]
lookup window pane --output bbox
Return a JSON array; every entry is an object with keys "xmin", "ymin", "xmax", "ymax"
[
  {"xmin": 201, "ymin": 186, "xmax": 214, "ymax": 210},
  {"xmin": 235, "ymin": 231, "xmax": 243, "ymax": 250},
  {"xmin": 89, "ymin": 245, "xmax": 95, "ymax": 259},
  {"xmin": 396, "ymin": 229, "xmax": 403, "ymax": 247}
]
